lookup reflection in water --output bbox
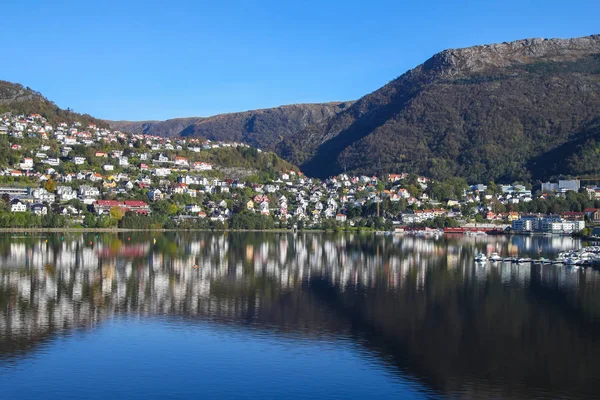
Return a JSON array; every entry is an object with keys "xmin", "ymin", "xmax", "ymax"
[{"xmin": 0, "ymin": 233, "xmax": 599, "ymax": 399}]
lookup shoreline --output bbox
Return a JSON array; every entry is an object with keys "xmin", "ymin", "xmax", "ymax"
[
  {"xmin": 0, "ymin": 228, "xmax": 592, "ymax": 239},
  {"xmin": 0, "ymin": 228, "xmax": 316, "ymax": 233}
]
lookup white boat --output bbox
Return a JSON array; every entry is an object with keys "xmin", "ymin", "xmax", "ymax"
[
  {"xmin": 474, "ymin": 253, "xmax": 487, "ymax": 262},
  {"xmin": 517, "ymin": 258, "xmax": 532, "ymax": 263},
  {"xmin": 489, "ymin": 252, "xmax": 502, "ymax": 262},
  {"xmin": 466, "ymin": 231, "xmax": 487, "ymax": 236},
  {"xmin": 558, "ymin": 251, "xmax": 578, "ymax": 261},
  {"xmin": 564, "ymin": 257, "xmax": 578, "ymax": 266}
]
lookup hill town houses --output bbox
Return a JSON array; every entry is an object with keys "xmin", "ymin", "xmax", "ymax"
[{"xmin": 0, "ymin": 112, "xmax": 596, "ymax": 233}]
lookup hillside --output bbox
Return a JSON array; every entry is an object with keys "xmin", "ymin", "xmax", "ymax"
[
  {"xmin": 0, "ymin": 81, "xmax": 109, "ymax": 129},
  {"xmin": 278, "ymin": 35, "xmax": 600, "ymax": 182},
  {"xmin": 108, "ymin": 102, "xmax": 352, "ymax": 151},
  {"xmin": 109, "ymin": 117, "xmax": 203, "ymax": 137}
]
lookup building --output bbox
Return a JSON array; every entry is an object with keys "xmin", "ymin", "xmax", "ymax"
[
  {"xmin": 30, "ymin": 203, "xmax": 48, "ymax": 216},
  {"xmin": 10, "ymin": 199, "xmax": 27, "ymax": 213},
  {"xmin": 93, "ymin": 200, "xmax": 150, "ymax": 215},
  {"xmin": 511, "ymin": 216, "xmax": 539, "ymax": 232},
  {"xmin": 547, "ymin": 220, "xmax": 585, "ymax": 234},
  {"xmin": 0, "ymin": 187, "xmax": 30, "ymax": 198},
  {"xmin": 512, "ymin": 215, "xmax": 585, "ymax": 234},
  {"xmin": 585, "ymin": 208, "xmax": 600, "ymax": 223},
  {"xmin": 147, "ymin": 189, "xmax": 163, "ymax": 201},
  {"xmin": 558, "ymin": 180, "xmax": 580, "ymax": 193},
  {"xmin": 561, "ymin": 212, "xmax": 585, "ymax": 221},
  {"xmin": 19, "ymin": 158, "xmax": 34, "ymax": 170},
  {"xmin": 541, "ymin": 182, "xmax": 559, "ymax": 193},
  {"xmin": 185, "ymin": 204, "xmax": 202, "ymax": 214},
  {"xmin": 193, "ymin": 162, "xmax": 212, "ymax": 171}
]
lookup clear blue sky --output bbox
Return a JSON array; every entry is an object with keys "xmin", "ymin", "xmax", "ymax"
[{"xmin": 2, "ymin": 0, "xmax": 599, "ymax": 121}]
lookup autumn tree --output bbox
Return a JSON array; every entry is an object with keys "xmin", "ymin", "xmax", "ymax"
[
  {"xmin": 109, "ymin": 206, "xmax": 126, "ymax": 221},
  {"xmin": 44, "ymin": 179, "xmax": 56, "ymax": 193}
]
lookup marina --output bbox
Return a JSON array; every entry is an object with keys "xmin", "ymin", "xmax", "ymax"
[{"xmin": 473, "ymin": 246, "xmax": 600, "ymax": 266}]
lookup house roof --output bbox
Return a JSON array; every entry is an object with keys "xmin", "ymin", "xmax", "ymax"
[{"xmin": 123, "ymin": 201, "xmax": 148, "ymax": 207}]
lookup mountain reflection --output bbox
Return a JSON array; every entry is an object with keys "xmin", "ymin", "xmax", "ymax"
[{"xmin": 1, "ymin": 232, "xmax": 599, "ymax": 398}]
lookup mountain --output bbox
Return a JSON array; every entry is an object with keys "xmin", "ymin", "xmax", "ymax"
[
  {"xmin": 278, "ymin": 35, "xmax": 600, "ymax": 182},
  {"xmin": 0, "ymin": 81, "xmax": 109, "ymax": 129},
  {"xmin": 108, "ymin": 102, "xmax": 352, "ymax": 151},
  {"xmin": 108, "ymin": 117, "xmax": 203, "ymax": 138}
]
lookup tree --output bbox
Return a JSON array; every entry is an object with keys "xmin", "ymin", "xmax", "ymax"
[
  {"xmin": 0, "ymin": 194, "xmax": 9, "ymax": 211},
  {"xmin": 44, "ymin": 179, "xmax": 56, "ymax": 193},
  {"xmin": 109, "ymin": 206, "xmax": 126, "ymax": 221}
]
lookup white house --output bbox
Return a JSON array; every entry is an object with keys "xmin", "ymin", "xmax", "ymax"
[
  {"xmin": 19, "ymin": 158, "xmax": 34, "ymax": 170},
  {"xmin": 336, "ymin": 214, "xmax": 347, "ymax": 222},
  {"xmin": 31, "ymin": 203, "xmax": 48, "ymax": 216},
  {"xmin": 193, "ymin": 162, "xmax": 212, "ymax": 171},
  {"xmin": 153, "ymin": 168, "xmax": 171, "ymax": 177},
  {"xmin": 79, "ymin": 185, "xmax": 100, "ymax": 198},
  {"xmin": 185, "ymin": 204, "xmax": 202, "ymax": 214},
  {"xmin": 148, "ymin": 188, "xmax": 163, "ymax": 201},
  {"xmin": 10, "ymin": 199, "xmax": 27, "ymax": 213},
  {"xmin": 57, "ymin": 186, "xmax": 77, "ymax": 202},
  {"xmin": 174, "ymin": 157, "xmax": 189, "ymax": 167},
  {"xmin": 45, "ymin": 158, "xmax": 60, "ymax": 166}
]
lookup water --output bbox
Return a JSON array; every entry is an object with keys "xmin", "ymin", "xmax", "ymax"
[{"xmin": 0, "ymin": 232, "xmax": 599, "ymax": 399}]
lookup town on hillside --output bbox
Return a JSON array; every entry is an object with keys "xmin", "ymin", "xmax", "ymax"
[{"xmin": 1, "ymin": 113, "xmax": 600, "ymax": 234}]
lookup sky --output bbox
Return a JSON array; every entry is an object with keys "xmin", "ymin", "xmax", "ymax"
[{"xmin": 2, "ymin": 0, "xmax": 599, "ymax": 121}]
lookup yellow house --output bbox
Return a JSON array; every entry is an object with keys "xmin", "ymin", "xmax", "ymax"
[
  {"xmin": 102, "ymin": 179, "xmax": 117, "ymax": 188},
  {"xmin": 507, "ymin": 212, "xmax": 520, "ymax": 222},
  {"xmin": 246, "ymin": 200, "xmax": 254, "ymax": 210}
]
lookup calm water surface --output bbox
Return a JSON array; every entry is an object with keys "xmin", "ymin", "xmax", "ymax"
[{"xmin": 0, "ymin": 232, "xmax": 599, "ymax": 399}]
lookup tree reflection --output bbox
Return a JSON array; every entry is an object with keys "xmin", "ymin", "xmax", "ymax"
[{"xmin": 0, "ymin": 232, "xmax": 598, "ymax": 398}]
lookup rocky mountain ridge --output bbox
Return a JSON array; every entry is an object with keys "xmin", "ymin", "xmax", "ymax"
[
  {"xmin": 108, "ymin": 102, "xmax": 352, "ymax": 151},
  {"xmin": 280, "ymin": 34, "xmax": 600, "ymax": 181}
]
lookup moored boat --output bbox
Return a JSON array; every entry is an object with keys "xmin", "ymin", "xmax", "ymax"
[
  {"xmin": 489, "ymin": 252, "xmax": 502, "ymax": 262},
  {"xmin": 474, "ymin": 253, "xmax": 487, "ymax": 262}
]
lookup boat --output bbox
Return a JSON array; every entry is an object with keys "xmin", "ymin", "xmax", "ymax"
[
  {"xmin": 564, "ymin": 257, "xmax": 579, "ymax": 266},
  {"xmin": 489, "ymin": 252, "xmax": 502, "ymax": 262},
  {"xmin": 516, "ymin": 258, "xmax": 532, "ymax": 264},
  {"xmin": 474, "ymin": 253, "xmax": 487, "ymax": 262},
  {"xmin": 557, "ymin": 251, "xmax": 578, "ymax": 263},
  {"xmin": 466, "ymin": 230, "xmax": 487, "ymax": 236}
]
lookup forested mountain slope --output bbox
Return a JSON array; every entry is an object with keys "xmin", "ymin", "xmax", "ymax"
[
  {"xmin": 278, "ymin": 35, "xmax": 600, "ymax": 182},
  {"xmin": 0, "ymin": 81, "xmax": 109, "ymax": 128},
  {"xmin": 109, "ymin": 102, "xmax": 352, "ymax": 151}
]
